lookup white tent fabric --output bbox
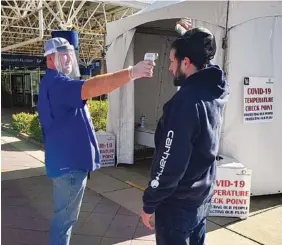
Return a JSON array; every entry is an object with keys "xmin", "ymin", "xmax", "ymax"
[
  {"xmin": 105, "ymin": 0, "xmax": 282, "ymax": 195},
  {"xmin": 228, "ymin": 1, "xmax": 282, "ymax": 27},
  {"xmin": 106, "ymin": 0, "xmax": 228, "ymax": 46},
  {"xmin": 221, "ymin": 12, "xmax": 282, "ymax": 195},
  {"xmin": 106, "ymin": 29, "xmax": 136, "ymax": 163}
]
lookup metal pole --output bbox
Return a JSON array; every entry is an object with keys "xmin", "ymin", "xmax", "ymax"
[
  {"xmin": 31, "ymin": 72, "xmax": 34, "ymax": 108},
  {"xmin": 222, "ymin": 0, "xmax": 230, "ymax": 76},
  {"xmin": 219, "ymin": 0, "xmax": 230, "ymax": 155},
  {"xmin": 9, "ymin": 65, "xmax": 13, "ymax": 108}
]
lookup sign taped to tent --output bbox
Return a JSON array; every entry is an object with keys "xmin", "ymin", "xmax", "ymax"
[
  {"xmin": 209, "ymin": 166, "xmax": 252, "ymax": 219},
  {"xmin": 96, "ymin": 131, "xmax": 115, "ymax": 167},
  {"xmin": 243, "ymin": 77, "xmax": 274, "ymax": 123}
]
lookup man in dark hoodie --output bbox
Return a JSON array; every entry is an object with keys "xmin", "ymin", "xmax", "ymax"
[{"xmin": 140, "ymin": 26, "xmax": 229, "ymax": 245}]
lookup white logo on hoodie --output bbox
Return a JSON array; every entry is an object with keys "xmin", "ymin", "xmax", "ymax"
[{"xmin": 150, "ymin": 130, "xmax": 174, "ymax": 189}]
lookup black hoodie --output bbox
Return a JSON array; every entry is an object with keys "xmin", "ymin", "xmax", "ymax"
[{"xmin": 143, "ymin": 65, "xmax": 229, "ymax": 214}]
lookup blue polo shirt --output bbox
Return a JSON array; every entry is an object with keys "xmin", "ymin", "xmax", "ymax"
[{"xmin": 37, "ymin": 69, "xmax": 101, "ymax": 178}]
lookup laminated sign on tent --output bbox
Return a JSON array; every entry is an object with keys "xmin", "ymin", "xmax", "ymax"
[{"xmin": 105, "ymin": 0, "xmax": 282, "ymax": 198}]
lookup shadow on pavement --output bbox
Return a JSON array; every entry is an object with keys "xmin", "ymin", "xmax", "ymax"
[
  {"xmin": 249, "ymin": 194, "xmax": 282, "ymax": 215},
  {"xmin": 1, "ymin": 138, "xmax": 280, "ymax": 244},
  {"xmin": 1, "ymin": 140, "xmax": 40, "ymax": 152},
  {"xmin": 107, "ymin": 157, "xmax": 282, "ymax": 232},
  {"xmin": 2, "ymin": 176, "xmax": 52, "ymax": 245},
  {"xmin": 1, "ymin": 141, "xmax": 45, "ymax": 181},
  {"xmin": 1, "ymin": 142, "xmax": 19, "ymax": 151},
  {"xmin": 0, "ymin": 173, "xmax": 225, "ymax": 245},
  {"xmin": 1, "ymin": 167, "xmax": 46, "ymax": 181}
]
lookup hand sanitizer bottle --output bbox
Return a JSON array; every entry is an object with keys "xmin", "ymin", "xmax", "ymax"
[{"xmin": 140, "ymin": 114, "xmax": 145, "ymax": 128}]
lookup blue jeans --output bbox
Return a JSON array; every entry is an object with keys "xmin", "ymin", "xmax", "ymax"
[
  {"xmin": 155, "ymin": 199, "xmax": 211, "ymax": 245},
  {"xmin": 49, "ymin": 170, "xmax": 88, "ymax": 245}
]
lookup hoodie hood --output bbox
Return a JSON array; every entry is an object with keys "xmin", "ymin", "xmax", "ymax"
[{"xmin": 181, "ymin": 65, "xmax": 229, "ymax": 99}]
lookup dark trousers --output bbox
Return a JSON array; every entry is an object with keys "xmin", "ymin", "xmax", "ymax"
[{"xmin": 155, "ymin": 200, "xmax": 211, "ymax": 245}]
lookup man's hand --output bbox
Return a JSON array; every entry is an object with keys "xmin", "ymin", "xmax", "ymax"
[
  {"xmin": 178, "ymin": 17, "xmax": 193, "ymax": 31},
  {"xmin": 140, "ymin": 209, "xmax": 154, "ymax": 230},
  {"xmin": 131, "ymin": 60, "xmax": 154, "ymax": 80}
]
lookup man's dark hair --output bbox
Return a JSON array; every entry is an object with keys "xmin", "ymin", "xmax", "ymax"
[{"xmin": 171, "ymin": 27, "xmax": 216, "ymax": 70}]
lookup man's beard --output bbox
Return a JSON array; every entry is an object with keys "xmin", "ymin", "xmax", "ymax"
[
  {"xmin": 173, "ymin": 64, "xmax": 186, "ymax": 87},
  {"xmin": 63, "ymin": 66, "xmax": 72, "ymax": 75}
]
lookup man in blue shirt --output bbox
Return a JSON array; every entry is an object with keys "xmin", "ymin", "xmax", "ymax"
[
  {"xmin": 140, "ymin": 24, "xmax": 229, "ymax": 245},
  {"xmin": 37, "ymin": 37, "xmax": 154, "ymax": 245}
]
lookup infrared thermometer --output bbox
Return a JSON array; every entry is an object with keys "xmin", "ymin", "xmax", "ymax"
[{"xmin": 144, "ymin": 53, "xmax": 159, "ymax": 62}]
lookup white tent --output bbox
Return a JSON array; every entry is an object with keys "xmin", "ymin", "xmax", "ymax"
[{"xmin": 105, "ymin": 0, "xmax": 282, "ymax": 196}]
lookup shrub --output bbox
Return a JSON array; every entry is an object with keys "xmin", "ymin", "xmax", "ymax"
[
  {"xmin": 11, "ymin": 112, "xmax": 34, "ymax": 134},
  {"xmin": 87, "ymin": 99, "xmax": 108, "ymax": 131},
  {"xmin": 11, "ymin": 112, "xmax": 43, "ymax": 143},
  {"xmin": 10, "ymin": 100, "xmax": 108, "ymax": 142},
  {"xmin": 29, "ymin": 113, "xmax": 43, "ymax": 143}
]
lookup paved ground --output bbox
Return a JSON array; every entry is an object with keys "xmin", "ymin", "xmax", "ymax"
[
  {"xmin": 1, "ymin": 141, "xmax": 155, "ymax": 245},
  {"xmin": 2, "ymin": 175, "xmax": 155, "ymax": 245},
  {"xmin": 1, "ymin": 129, "xmax": 282, "ymax": 245},
  {"xmin": 1, "ymin": 139, "xmax": 44, "ymax": 172},
  {"xmin": 1, "ymin": 130, "xmax": 45, "ymax": 180}
]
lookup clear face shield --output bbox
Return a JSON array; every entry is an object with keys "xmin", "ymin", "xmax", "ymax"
[{"xmin": 53, "ymin": 45, "xmax": 80, "ymax": 79}]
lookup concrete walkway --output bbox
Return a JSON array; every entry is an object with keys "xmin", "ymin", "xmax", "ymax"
[
  {"xmin": 1, "ymin": 134, "xmax": 155, "ymax": 245},
  {"xmin": 1, "ymin": 129, "xmax": 282, "ymax": 245},
  {"xmin": 2, "ymin": 175, "xmax": 156, "ymax": 245},
  {"xmin": 1, "ymin": 130, "xmax": 45, "ymax": 180}
]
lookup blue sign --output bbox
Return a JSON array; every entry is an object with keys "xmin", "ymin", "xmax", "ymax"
[
  {"xmin": 1, "ymin": 53, "xmax": 101, "ymax": 75},
  {"xmin": 1, "ymin": 53, "xmax": 45, "ymax": 67}
]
